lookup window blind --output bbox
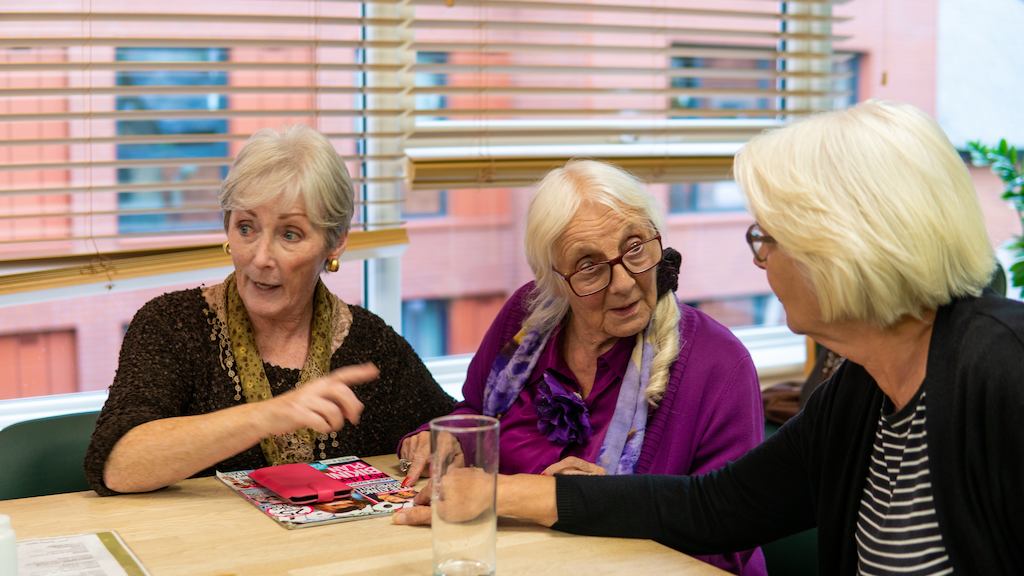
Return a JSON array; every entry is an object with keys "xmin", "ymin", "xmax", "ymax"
[
  {"xmin": 405, "ymin": 0, "xmax": 849, "ymax": 188},
  {"xmin": 0, "ymin": 0, "xmax": 411, "ymax": 294},
  {"xmin": 0, "ymin": 0, "xmax": 847, "ymax": 293}
]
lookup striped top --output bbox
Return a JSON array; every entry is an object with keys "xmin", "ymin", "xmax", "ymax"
[{"xmin": 855, "ymin": 389, "xmax": 953, "ymax": 575}]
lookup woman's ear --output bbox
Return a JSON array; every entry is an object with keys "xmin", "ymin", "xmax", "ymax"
[
  {"xmin": 329, "ymin": 234, "xmax": 349, "ymax": 262},
  {"xmin": 324, "ymin": 234, "xmax": 348, "ymax": 273}
]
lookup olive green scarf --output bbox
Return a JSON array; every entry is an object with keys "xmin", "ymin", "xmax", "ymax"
[{"xmin": 224, "ymin": 272, "xmax": 336, "ymax": 465}]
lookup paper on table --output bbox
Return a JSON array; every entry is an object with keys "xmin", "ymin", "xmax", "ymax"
[{"xmin": 17, "ymin": 530, "xmax": 150, "ymax": 576}]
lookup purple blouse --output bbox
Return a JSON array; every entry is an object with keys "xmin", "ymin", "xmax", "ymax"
[
  {"xmin": 496, "ymin": 322, "xmax": 634, "ymax": 474},
  {"xmin": 403, "ymin": 283, "xmax": 767, "ymax": 576}
]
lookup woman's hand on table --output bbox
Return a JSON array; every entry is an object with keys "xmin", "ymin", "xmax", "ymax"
[
  {"xmin": 399, "ymin": 428, "xmax": 466, "ymax": 486},
  {"xmin": 398, "ymin": 430, "xmax": 431, "ymax": 487},
  {"xmin": 541, "ymin": 456, "xmax": 606, "ymax": 476},
  {"xmin": 392, "ymin": 473, "xmax": 558, "ymax": 528},
  {"xmin": 259, "ymin": 362, "xmax": 378, "ymax": 435},
  {"xmin": 421, "ymin": 467, "xmax": 496, "ymax": 523}
]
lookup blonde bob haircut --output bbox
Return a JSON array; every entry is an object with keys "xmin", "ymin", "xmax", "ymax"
[
  {"xmin": 524, "ymin": 159, "xmax": 678, "ymax": 405},
  {"xmin": 735, "ymin": 100, "xmax": 994, "ymax": 328},
  {"xmin": 220, "ymin": 125, "xmax": 355, "ymax": 251}
]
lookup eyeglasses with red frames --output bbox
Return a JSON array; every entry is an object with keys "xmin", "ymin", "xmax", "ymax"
[
  {"xmin": 553, "ymin": 234, "xmax": 663, "ymax": 297},
  {"xmin": 745, "ymin": 223, "xmax": 776, "ymax": 263}
]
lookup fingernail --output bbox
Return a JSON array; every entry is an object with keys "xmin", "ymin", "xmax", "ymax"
[{"xmin": 401, "ymin": 477, "xmax": 412, "ymax": 487}]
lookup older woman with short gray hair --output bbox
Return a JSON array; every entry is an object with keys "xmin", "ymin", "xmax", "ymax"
[
  {"xmin": 399, "ymin": 159, "xmax": 767, "ymax": 575},
  {"xmin": 86, "ymin": 125, "xmax": 454, "ymax": 495}
]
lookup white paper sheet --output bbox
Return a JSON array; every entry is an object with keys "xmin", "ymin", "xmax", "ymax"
[{"xmin": 17, "ymin": 531, "xmax": 149, "ymax": 576}]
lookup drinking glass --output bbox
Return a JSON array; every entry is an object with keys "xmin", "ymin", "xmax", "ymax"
[{"xmin": 430, "ymin": 414, "xmax": 499, "ymax": 576}]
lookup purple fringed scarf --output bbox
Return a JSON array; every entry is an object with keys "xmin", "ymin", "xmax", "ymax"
[
  {"xmin": 481, "ymin": 326, "xmax": 552, "ymax": 417},
  {"xmin": 597, "ymin": 323, "xmax": 654, "ymax": 474},
  {"xmin": 481, "ymin": 319, "xmax": 657, "ymax": 475}
]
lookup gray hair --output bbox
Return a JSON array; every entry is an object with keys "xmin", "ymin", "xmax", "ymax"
[{"xmin": 219, "ymin": 125, "xmax": 355, "ymax": 250}]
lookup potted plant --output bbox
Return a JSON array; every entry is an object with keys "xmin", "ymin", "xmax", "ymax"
[{"xmin": 967, "ymin": 139, "xmax": 1023, "ymax": 293}]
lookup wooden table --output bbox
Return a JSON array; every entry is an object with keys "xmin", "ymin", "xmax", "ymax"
[{"xmin": 1, "ymin": 456, "xmax": 727, "ymax": 575}]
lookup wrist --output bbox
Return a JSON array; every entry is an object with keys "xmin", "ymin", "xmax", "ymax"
[
  {"xmin": 240, "ymin": 399, "xmax": 283, "ymax": 439},
  {"xmin": 497, "ymin": 474, "xmax": 557, "ymax": 527}
]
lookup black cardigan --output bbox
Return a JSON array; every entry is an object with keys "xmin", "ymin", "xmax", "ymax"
[{"xmin": 554, "ymin": 293, "xmax": 1024, "ymax": 574}]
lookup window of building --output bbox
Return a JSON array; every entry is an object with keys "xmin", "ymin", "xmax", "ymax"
[
  {"xmin": 401, "ymin": 298, "xmax": 449, "ymax": 359},
  {"xmin": 400, "ymin": 294, "xmax": 508, "ymax": 360},
  {"xmin": 115, "ymin": 47, "xmax": 229, "ymax": 234},
  {"xmin": 403, "ymin": 189, "xmax": 448, "ymax": 218},
  {"xmin": 671, "ymin": 53, "xmax": 774, "ymax": 116},
  {"xmin": 415, "ymin": 51, "xmax": 448, "ymax": 120},
  {"xmin": 686, "ymin": 294, "xmax": 782, "ymax": 329},
  {"xmin": 834, "ymin": 53, "xmax": 862, "ymax": 108},
  {"xmin": 404, "ymin": 51, "xmax": 450, "ymax": 218},
  {"xmin": 669, "ymin": 180, "xmax": 748, "ymax": 214},
  {"xmin": 669, "ymin": 47, "xmax": 860, "ymax": 118}
]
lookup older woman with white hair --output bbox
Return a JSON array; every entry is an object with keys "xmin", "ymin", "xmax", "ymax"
[
  {"xmin": 396, "ymin": 101, "xmax": 1024, "ymax": 575},
  {"xmin": 86, "ymin": 125, "xmax": 454, "ymax": 495},
  {"xmin": 398, "ymin": 159, "xmax": 767, "ymax": 575}
]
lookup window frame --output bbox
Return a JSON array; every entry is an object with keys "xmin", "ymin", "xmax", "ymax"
[{"xmin": 0, "ymin": 325, "xmax": 805, "ymax": 430}]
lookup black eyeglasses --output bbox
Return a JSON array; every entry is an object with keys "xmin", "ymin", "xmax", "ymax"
[
  {"xmin": 745, "ymin": 223, "xmax": 776, "ymax": 263},
  {"xmin": 553, "ymin": 235, "xmax": 663, "ymax": 297}
]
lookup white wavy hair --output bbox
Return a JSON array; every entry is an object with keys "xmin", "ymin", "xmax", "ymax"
[{"xmin": 523, "ymin": 159, "xmax": 680, "ymax": 405}]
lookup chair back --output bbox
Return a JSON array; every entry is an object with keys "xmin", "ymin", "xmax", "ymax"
[
  {"xmin": 0, "ymin": 411, "xmax": 99, "ymax": 500},
  {"xmin": 988, "ymin": 262, "xmax": 1007, "ymax": 297},
  {"xmin": 762, "ymin": 528, "xmax": 819, "ymax": 576}
]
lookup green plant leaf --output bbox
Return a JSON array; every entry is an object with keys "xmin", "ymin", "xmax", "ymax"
[
  {"xmin": 967, "ymin": 141, "xmax": 988, "ymax": 166},
  {"xmin": 970, "ymin": 140, "xmax": 1024, "ymax": 266},
  {"xmin": 992, "ymin": 159, "xmax": 1017, "ymax": 182},
  {"xmin": 1010, "ymin": 259, "xmax": 1024, "ymax": 290},
  {"xmin": 1003, "ymin": 176, "xmax": 1024, "ymax": 198},
  {"xmin": 998, "ymin": 138, "xmax": 1010, "ymax": 157}
]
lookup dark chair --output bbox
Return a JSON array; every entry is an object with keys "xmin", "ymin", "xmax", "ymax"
[
  {"xmin": 763, "ymin": 527, "xmax": 819, "ymax": 576},
  {"xmin": 0, "ymin": 411, "xmax": 99, "ymax": 500},
  {"xmin": 989, "ymin": 262, "xmax": 1007, "ymax": 298}
]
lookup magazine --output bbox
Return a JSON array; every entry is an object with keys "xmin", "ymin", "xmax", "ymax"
[{"xmin": 216, "ymin": 456, "xmax": 418, "ymax": 529}]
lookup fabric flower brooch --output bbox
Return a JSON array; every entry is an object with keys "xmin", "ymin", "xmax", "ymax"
[{"xmin": 534, "ymin": 370, "xmax": 592, "ymax": 446}]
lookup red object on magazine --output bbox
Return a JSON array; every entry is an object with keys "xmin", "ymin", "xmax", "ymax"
[{"xmin": 250, "ymin": 463, "xmax": 353, "ymax": 504}]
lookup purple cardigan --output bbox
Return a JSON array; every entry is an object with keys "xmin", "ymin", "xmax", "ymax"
[{"xmin": 406, "ymin": 283, "xmax": 767, "ymax": 575}]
